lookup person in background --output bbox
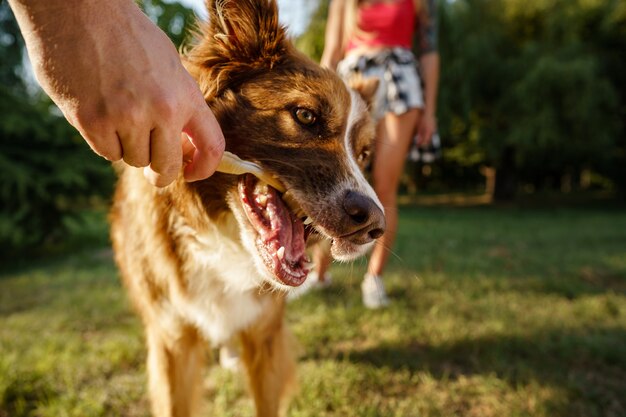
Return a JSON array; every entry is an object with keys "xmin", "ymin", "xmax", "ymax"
[
  {"xmin": 7, "ymin": 0, "xmax": 225, "ymax": 187},
  {"xmin": 314, "ymin": 0, "xmax": 440, "ymax": 308}
]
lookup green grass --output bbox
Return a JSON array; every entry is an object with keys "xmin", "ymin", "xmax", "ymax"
[{"xmin": 1, "ymin": 206, "xmax": 625, "ymax": 416}]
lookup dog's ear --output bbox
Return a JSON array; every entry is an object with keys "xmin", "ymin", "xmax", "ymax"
[
  {"xmin": 186, "ymin": 0, "xmax": 289, "ymax": 98},
  {"xmin": 347, "ymin": 75, "xmax": 379, "ymax": 107},
  {"xmin": 206, "ymin": 0, "xmax": 286, "ymax": 57}
]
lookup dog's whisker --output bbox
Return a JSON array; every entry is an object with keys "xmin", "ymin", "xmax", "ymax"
[{"xmin": 377, "ymin": 241, "xmax": 403, "ymax": 263}]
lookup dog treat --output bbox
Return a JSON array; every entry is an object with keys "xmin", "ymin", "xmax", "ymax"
[
  {"xmin": 281, "ymin": 190, "xmax": 307, "ymax": 218},
  {"xmin": 217, "ymin": 151, "xmax": 286, "ymax": 193},
  {"xmin": 218, "ymin": 152, "xmax": 306, "ymax": 217}
]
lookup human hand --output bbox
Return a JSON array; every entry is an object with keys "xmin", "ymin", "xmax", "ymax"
[
  {"xmin": 416, "ymin": 112, "xmax": 437, "ymax": 147},
  {"xmin": 10, "ymin": 0, "xmax": 225, "ymax": 186}
]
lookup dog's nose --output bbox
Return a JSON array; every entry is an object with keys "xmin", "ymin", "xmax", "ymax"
[{"xmin": 342, "ymin": 190, "xmax": 385, "ymax": 242}]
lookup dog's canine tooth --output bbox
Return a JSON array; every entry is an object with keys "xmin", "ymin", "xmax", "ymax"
[
  {"xmin": 282, "ymin": 190, "xmax": 305, "ymax": 217},
  {"xmin": 277, "ymin": 246, "xmax": 285, "ymax": 260},
  {"xmin": 303, "ymin": 216, "xmax": 313, "ymax": 225}
]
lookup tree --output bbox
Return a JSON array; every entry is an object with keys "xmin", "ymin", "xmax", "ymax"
[
  {"xmin": 439, "ymin": 0, "xmax": 623, "ymax": 199},
  {"xmin": 0, "ymin": 86, "xmax": 114, "ymax": 253},
  {"xmin": 0, "ymin": 1, "xmax": 25, "ymax": 91},
  {"xmin": 139, "ymin": 0, "xmax": 197, "ymax": 48}
]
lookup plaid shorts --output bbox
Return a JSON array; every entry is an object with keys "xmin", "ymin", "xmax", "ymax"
[{"xmin": 337, "ymin": 47, "xmax": 424, "ymax": 121}]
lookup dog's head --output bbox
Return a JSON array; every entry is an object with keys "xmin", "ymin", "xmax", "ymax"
[{"xmin": 184, "ymin": 0, "xmax": 384, "ymax": 289}]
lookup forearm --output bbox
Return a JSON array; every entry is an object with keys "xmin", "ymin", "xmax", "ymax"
[
  {"xmin": 8, "ymin": 0, "xmax": 84, "ymax": 66},
  {"xmin": 419, "ymin": 52, "xmax": 440, "ymax": 117},
  {"xmin": 8, "ymin": 0, "xmax": 138, "ymax": 104},
  {"xmin": 320, "ymin": 43, "xmax": 343, "ymax": 70},
  {"xmin": 8, "ymin": 0, "xmax": 124, "ymax": 52},
  {"xmin": 320, "ymin": 0, "xmax": 345, "ymax": 70}
]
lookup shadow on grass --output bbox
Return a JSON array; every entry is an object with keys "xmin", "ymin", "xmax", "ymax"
[
  {"xmin": 341, "ymin": 327, "xmax": 626, "ymax": 415},
  {"xmin": 0, "ymin": 371, "xmax": 56, "ymax": 417}
]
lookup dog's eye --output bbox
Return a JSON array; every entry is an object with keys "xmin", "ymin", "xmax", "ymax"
[
  {"xmin": 293, "ymin": 108, "xmax": 317, "ymax": 126},
  {"xmin": 358, "ymin": 148, "xmax": 371, "ymax": 164}
]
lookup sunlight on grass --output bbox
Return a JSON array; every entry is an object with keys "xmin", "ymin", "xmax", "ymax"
[{"xmin": 1, "ymin": 207, "xmax": 625, "ymax": 416}]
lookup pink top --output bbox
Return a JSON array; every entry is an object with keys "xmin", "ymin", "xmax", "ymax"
[{"xmin": 346, "ymin": 0, "xmax": 416, "ymax": 51}]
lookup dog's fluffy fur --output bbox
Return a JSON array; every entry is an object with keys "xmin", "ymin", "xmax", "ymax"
[{"xmin": 110, "ymin": 1, "xmax": 383, "ymax": 416}]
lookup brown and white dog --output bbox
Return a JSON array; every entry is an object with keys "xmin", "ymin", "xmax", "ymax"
[{"xmin": 110, "ymin": 1, "xmax": 384, "ymax": 416}]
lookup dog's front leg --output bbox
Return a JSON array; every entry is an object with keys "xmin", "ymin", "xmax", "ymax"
[
  {"xmin": 240, "ymin": 294, "xmax": 297, "ymax": 417},
  {"xmin": 146, "ymin": 324, "xmax": 206, "ymax": 417}
]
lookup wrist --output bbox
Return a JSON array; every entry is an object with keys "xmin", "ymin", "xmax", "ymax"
[{"xmin": 423, "ymin": 108, "xmax": 437, "ymax": 119}]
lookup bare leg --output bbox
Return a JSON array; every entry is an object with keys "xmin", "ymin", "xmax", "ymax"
[
  {"xmin": 312, "ymin": 239, "xmax": 332, "ymax": 283},
  {"xmin": 240, "ymin": 294, "xmax": 297, "ymax": 417},
  {"xmin": 368, "ymin": 109, "xmax": 421, "ymax": 276},
  {"xmin": 146, "ymin": 325, "xmax": 206, "ymax": 417}
]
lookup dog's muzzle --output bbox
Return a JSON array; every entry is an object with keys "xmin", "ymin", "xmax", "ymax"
[{"xmin": 339, "ymin": 190, "xmax": 385, "ymax": 244}]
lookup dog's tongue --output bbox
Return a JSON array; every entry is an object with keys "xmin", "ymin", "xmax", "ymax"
[{"xmin": 239, "ymin": 175, "xmax": 309, "ymax": 286}]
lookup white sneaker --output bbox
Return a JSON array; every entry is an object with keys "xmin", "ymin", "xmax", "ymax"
[
  {"xmin": 361, "ymin": 274, "xmax": 390, "ymax": 309},
  {"xmin": 219, "ymin": 342, "xmax": 240, "ymax": 371},
  {"xmin": 287, "ymin": 271, "xmax": 332, "ymax": 301},
  {"xmin": 313, "ymin": 271, "xmax": 332, "ymax": 289}
]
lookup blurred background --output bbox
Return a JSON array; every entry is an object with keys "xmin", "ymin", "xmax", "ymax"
[
  {"xmin": 1, "ymin": 0, "xmax": 624, "ymax": 255},
  {"xmin": 1, "ymin": 1, "xmax": 625, "ymax": 416}
]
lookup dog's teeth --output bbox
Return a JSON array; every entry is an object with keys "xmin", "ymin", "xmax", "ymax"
[
  {"xmin": 256, "ymin": 194, "xmax": 268, "ymax": 207},
  {"xmin": 303, "ymin": 216, "xmax": 313, "ymax": 225},
  {"xmin": 282, "ymin": 191, "xmax": 299, "ymax": 210},
  {"xmin": 277, "ymin": 246, "xmax": 285, "ymax": 260}
]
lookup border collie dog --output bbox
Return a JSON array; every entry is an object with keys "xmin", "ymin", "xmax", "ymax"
[{"xmin": 111, "ymin": 1, "xmax": 384, "ymax": 416}]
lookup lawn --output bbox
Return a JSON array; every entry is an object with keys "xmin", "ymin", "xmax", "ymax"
[{"xmin": 1, "ymin": 205, "xmax": 625, "ymax": 417}]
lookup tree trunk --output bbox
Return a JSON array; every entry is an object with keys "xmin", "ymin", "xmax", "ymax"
[{"xmin": 493, "ymin": 147, "xmax": 517, "ymax": 201}]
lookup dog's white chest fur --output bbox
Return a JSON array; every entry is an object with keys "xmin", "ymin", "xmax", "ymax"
[{"xmin": 177, "ymin": 215, "xmax": 268, "ymax": 345}]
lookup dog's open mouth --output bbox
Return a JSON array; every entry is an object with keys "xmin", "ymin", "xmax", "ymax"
[{"xmin": 239, "ymin": 174, "xmax": 311, "ymax": 287}]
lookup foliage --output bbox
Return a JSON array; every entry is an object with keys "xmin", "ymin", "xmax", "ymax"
[
  {"xmin": 0, "ymin": 1, "xmax": 25, "ymax": 91},
  {"xmin": 438, "ymin": 0, "xmax": 624, "ymax": 199},
  {"xmin": 138, "ymin": 0, "xmax": 198, "ymax": 48},
  {"xmin": 294, "ymin": 0, "xmax": 329, "ymax": 62},
  {"xmin": 1, "ymin": 206, "xmax": 625, "ymax": 416},
  {"xmin": 0, "ymin": 87, "xmax": 114, "ymax": 254}
]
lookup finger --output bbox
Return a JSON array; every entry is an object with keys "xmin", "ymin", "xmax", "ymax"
[
  {"xmin": 117, "ymin": 129, "xmax": 151, "ymax": 167},
  {"xmin": 182, "ymin": 105, "xmax": 225, "ymax": 182},
  {"xmin": 418, "ymin": 126, "xmax": 433, "ymax": 146},
  {"xmin": 143, "ymin": 127, "xmax": 182, "ymax": 187},
  {"xmin": 181, "ymin": 133, "xmax": 196, "ymax": 166},
  {"xmin": 78, "ymin": 127, "xmax": 123, "ymax": 162},
  {"xmin": 416, "ymin": 130, "xmax": 426, "ymax": 146}
]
